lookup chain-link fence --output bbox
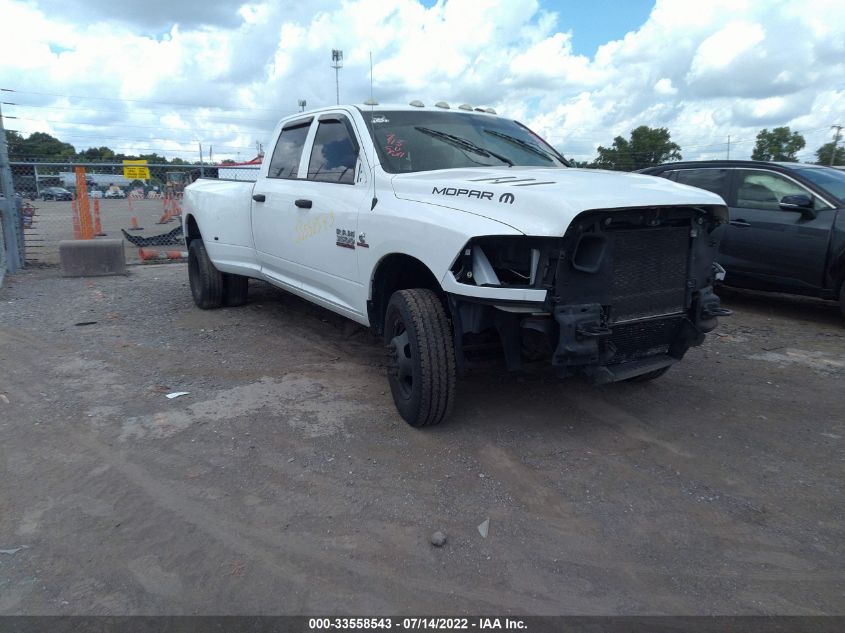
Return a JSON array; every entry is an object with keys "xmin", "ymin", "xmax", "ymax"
[
  {"xmin": 0, "ymin": 210, "xmax": 6, "ymax": 286},
  {"xmin": 10, "ymin": 160, "xmax": 260, "ymax": 265}
]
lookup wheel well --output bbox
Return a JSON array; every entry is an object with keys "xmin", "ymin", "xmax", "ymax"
[
  {"xmin": 185, "ymin": 215, "xmax": 201, "ymax": 245},
  {"xmin": 368, "ymin": 254, "xmax": 443, "ymax": 335}
]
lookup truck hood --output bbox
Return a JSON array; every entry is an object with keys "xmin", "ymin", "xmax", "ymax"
[{"xmin": 390, "ymin": 166, "xmax": 727, "ymax": 235}]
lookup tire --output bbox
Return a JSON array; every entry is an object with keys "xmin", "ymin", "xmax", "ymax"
[
  {"xmin": 188, "ymin": 239, "xmax": 223, "ymax": 309},
  {"xmin": 223, "ymin": 273, "xmax": 249, "ymax": 307},
  {"xmin": 384, "ymin": 289, "xmax": 456, "ymax": 427},
  {"xmin": 625, "ymin": 366, "xmax": 671, "ymax": 383}
]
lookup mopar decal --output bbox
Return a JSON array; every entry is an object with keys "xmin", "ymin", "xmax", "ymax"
[
  {"xmin": 498, "ymin": 192, "xmax": 515, "ymax": 204},
  {"xmin": 431, "ymin": 186, "xmax": 516, "ymax": 204}
]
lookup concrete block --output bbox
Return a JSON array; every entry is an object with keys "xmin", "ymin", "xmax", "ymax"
[{"xmin": 60, "ymin": 239, "xmax": 127, "ymax": 277}]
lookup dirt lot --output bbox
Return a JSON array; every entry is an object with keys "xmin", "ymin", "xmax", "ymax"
[{"xmin": 0, "ymin": 264, "xmax": 843, "ymax": 615}]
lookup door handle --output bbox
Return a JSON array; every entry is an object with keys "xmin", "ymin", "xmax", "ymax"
[
  {"xmin": 295, "ymin": 199, "xmax": 312, "ymax": 209},
  {"xmin": 729, "ymin": 219, "xmax": 750, "ymax": 227},
  {"xmin": 252, "ymin": 193, "xmax": 266, "ymax": 202}
]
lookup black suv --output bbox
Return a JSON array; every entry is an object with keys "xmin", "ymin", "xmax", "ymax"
[{"xmin": 640, "ymin": 161, "xmax": 845, "ymax": 316}]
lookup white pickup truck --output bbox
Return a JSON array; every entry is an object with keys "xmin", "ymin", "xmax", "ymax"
[{"xmin": 183, "ymin": 102, "xmax": 730, "ymax": 427}]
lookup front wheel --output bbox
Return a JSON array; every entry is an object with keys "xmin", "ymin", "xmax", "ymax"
[{"xmin": 384, "ymin": 289, "xmax": 456, "ymax": 427}]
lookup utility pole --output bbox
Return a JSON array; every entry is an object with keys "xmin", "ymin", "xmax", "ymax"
[
  {"xmin": 0, "ymin": 98, "xmax": 23, "ymax": 274},
  {"xmin": 198, "ymin": 142, "xmax": 204, "ymax": 177},
  {"xmin": 331, "ymin": 49, "xmax": 343, "ymax": 105},
  {"xmin": 830, "ymin": 125, "xmax": 842, "ymax": 167},
  {"xmin": 726, "ymin": 135, "xmax": 731, "ymax": 160}
]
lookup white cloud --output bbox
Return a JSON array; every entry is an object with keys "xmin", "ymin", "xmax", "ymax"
[{"xmin": 0, "ymin": 0, "xmax": 843, "ymax": 164}]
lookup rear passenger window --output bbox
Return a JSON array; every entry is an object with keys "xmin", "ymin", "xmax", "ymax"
[
  {"xmin": 674, "ymin": 169, "xmax": 729, "ymax": 198},
  {"xmin": 267, "ymin": 120, "xmax": 311, "ymax": 179},
  {"xmin": 308, "ymin": 119, "xmax": 359, "ymax": 184}
]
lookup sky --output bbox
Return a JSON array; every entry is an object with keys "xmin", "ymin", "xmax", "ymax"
[{"xmin": 0, "ymin": 0, "xmax": 843, "ymax": 164}]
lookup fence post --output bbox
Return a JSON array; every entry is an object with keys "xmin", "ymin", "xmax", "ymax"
[{"xmin": 0, "ymin": 100, "xmax": 23, "ymax": 273}]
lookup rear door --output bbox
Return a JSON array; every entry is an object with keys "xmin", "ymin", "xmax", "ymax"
[
  {"xmin": 251, "ymin": 116, "xmax": 313, "ymax": 286},
  {"xmin": 720, "ymin": 168, "xmax": 833, "ymax": 291}
]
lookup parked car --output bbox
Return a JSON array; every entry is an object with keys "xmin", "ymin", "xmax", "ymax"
[
  {"xmin": 40, "ymin": 187, "xmax": 73, "ymax": 201},
  {"xmin": 90, "ymin": 189, "xmax": 103, "ymax": 199},
  {"xmin": 640, "ymin": 161, "xmax": 845, "ymax": 316},
  {"xmin": 183, "ymin": 103, "xmax": 729, "ymax": 426},
  {"xmin": 104, "ymin": 188, "xmax": 126, "ymax": 198}
]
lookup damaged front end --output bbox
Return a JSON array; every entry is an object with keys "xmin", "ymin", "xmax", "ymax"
[{"xmin": 447, "ymin": 205, "xmax": 730, "ymax": 383}]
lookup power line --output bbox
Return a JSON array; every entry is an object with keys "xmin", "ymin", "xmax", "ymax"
[
  {"xmin": 6, "ymin": 102, "xmax": 282, "ymax": 125},
  {"xmin": 10, "ymin": 116, "xmax": 273, "ymax": 135},
  {"xmin": 1, "ymin": 88, "xmax": 296, "ymax": 114}
]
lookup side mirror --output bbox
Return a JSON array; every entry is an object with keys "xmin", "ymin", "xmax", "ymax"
[{"xmin": 780, "ymin": 194, "xmax": 817, "ymax": 218}]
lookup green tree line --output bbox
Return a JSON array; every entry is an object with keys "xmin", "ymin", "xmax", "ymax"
[
  {"xmin": 565, "ymin": 125, "xmax": 843, "ymax": 170},
  {"xmin": 4, "ymin": 130, "xmax": 197, "ymax": 165}
]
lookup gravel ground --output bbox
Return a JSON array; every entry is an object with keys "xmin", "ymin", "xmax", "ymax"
[{"xmin": 0, "ymin": 264, "xmax": 843, "ymax": 615}]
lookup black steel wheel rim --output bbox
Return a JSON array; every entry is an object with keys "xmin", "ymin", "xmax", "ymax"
[{"xmin": 389, "ymin": 317, "xmax": 414, "ymax": 399}]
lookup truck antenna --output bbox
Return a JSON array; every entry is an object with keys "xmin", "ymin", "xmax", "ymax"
[{"xmin": 370, "ymin": 51, "xmax": 378, "ymax": 210}]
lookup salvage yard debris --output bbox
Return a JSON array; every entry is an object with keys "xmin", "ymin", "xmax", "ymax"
[{"xmin": 477, "ymin": 518, "xmax": 490, "ymax": 538}]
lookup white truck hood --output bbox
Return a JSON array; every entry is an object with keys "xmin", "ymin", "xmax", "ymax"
[{"xmin": 391, "ymin": 166, "xmax": 727, "ymax": 236}]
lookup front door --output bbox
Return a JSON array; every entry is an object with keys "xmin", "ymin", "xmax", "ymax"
[
  {"xmin": 287, "ymin": 114, "xmax": 371, "ymax": 314},
  {"xmin": 720, "ymin": 169, "xmax": 833, "ymax": 292}
]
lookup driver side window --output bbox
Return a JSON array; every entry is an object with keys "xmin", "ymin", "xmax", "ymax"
[
  {"xmin": 735, "ymin": 170, "xmax": 825, "ymax": 211},
  {"xmin": 307, "ymin": 118, "xmax": 358, "ymax": 184}
]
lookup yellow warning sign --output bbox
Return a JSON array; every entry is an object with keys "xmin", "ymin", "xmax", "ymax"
[{"xmin": 123, "ymin": 160, "xmax": 151, "ymax": 180}]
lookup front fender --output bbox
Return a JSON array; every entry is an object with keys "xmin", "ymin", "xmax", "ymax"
[{"xmin": 357, "ymin": 200, "xmax": 523, "ymax": 299}]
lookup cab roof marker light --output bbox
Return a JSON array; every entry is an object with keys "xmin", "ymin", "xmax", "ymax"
[
  {"xmin": 409, "ymin": 100, "xmax": 425, "ymax": 107},
  {"xmin": 484, "ymin": 108, "xmax": 497, "ymax": 114},
  {"xmin": 434, "ymin": 101, "xmax": 450, "ymax": 109},
  {"xmin": 364, "ymin": 98, "xmax": 379, "ymax": 105},
  {"xmin": 458, "ymin": 103, "xmax": 473, "ymax": 111}
]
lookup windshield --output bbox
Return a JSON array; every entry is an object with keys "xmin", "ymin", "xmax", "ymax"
[
  {"xmin": 361, "ymin": 109, "xmax": 569, "ymax": 173},
  {"xmin": 791, "ymin": 166, "xmax": 845, "ymax": 204}
]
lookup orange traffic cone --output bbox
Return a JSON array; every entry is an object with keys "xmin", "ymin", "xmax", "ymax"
[
  {"xmin": 157, "ymin": 196, "xmax": 174, "ymax": 224},
  {"xmin": 129, "ymin": 216, "xmax": 143, "ymax": 231}
]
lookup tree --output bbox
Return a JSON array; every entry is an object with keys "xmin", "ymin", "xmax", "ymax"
[
  {"xmin": 5, "ymin": 130, "xmax": 76, "ymax": 160},
  {"xmin": 79, "ymin": 146, "xmax": 115, "ymax": 161},
  {"xmin": 814, "ymin": 141, "xmax": 845, "ymax": 167},
  {"xmin": 751, "ymin": 127, "xmax": 805, "ymax": 162},
  {"xmin": 593, "ymin": 126, "xmax": 681, "ymax": 171}
]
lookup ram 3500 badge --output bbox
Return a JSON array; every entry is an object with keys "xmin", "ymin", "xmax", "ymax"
[{"xmin": 182, "ymin": 103, "xmax": 729, "ymax": 427}]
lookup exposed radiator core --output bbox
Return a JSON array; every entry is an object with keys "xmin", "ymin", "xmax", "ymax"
[{"xmin": 609, "ymin": 226, "xmax": 690, "ymax": 323}]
